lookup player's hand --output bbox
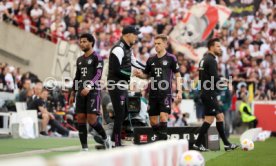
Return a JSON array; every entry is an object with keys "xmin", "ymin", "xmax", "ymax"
[
  {"xmin": 49, "ymin": 113, "xmax": 55, "ymax": 120},
  {"xmin": 176, "ymin": 91, "xmax": 182, "ymax": 101},
  {"xmin": 220, "ymin": 77, "xmax": 229, "ymax": 87},
  {"xmin": 81, "ymin": 87, "xmax": 90, "ymax": 96},
  {"xmin": 133, "ymin": 69, "xmax": 142, "ymax": 77},
  {"xmin": 221, "ymin": 77, "xmax": 229, "ymax": 83},
  {"xmin": 69, "ymin": 94, "xmax": 75, "ymax": 106}
]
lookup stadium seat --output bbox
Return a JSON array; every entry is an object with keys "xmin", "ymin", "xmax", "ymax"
[{"xmin": 15, "ymin": 102, "xmax": 27, "ymax": 112}]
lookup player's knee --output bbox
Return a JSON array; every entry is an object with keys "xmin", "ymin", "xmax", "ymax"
[
  {"xmin": 160, "ymin": 116, "xmax": 168, "ymax": 122},
  {"xmin": 87, "ymin": 114, "xmax": 98, "ymax": 124},
  {"xmin": 150, "ymin": 118, "xmax": 158, "ymax": 126},
  {"xmin": 87, "ymin": 119, "xmax": 97, "ymax": 123},
  {"xmin": 160, "ymin": 113, "xmax": 168, "ymax": 122},
  {"xmin": 77, "ymin": 114, "xmax": 87, "ymax": 123},
  {"xmin": 204, "ymin": 116, "xmax": 214, "ymax": 124},
  {"xmin": 216, "ymin": 113, "xmax": 224, "ymax": 122}
]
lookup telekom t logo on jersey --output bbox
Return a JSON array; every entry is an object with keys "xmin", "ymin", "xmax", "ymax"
[
  {"xmin": 155, "ymin": 68, "xmax": 162, "ymax": 77},
  {"xmin": 81, "ymin": 67, "xmax": 87, "ymax": 76}
]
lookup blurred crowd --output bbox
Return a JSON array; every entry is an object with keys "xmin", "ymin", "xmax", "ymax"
[{"xmin": 0, "ymin": 0, "xmax": 276, "ymax": 129}]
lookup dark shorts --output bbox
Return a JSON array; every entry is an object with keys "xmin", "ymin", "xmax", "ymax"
[
  {"xmin": 76, "ymin": 91, "xmax": 101, "ymax": 115},
  {"xmin": 201, "ymin": 93, "xmax": 222, "ymax": 116},
  {"xmin": 148, "ymin": 95, "xmax": 172, "ymax": 116}
]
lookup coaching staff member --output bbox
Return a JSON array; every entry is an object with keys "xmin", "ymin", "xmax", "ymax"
[{"xmin": 107, "ymin": 26, "xmax": 145, "ymax": 147}]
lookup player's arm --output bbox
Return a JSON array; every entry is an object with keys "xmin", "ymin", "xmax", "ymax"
[
  {"xmin": 175, "ymin": 72, "xmax": 182, "ymax": 99},
  {"xmin": 131, "ymin": 55, "xmax": 146, "ymax": 70},
  {"xmin": 134, "ymin": 57, "xmax": 150, "ymax": 79},
  {"xmin": 110, "ymin": 47, "xmax": 131, "ymax": 80},
  {"xmin": 171, "ymin": 56, "xmax": 182, "ymax": 100},
  {"xmin": 243, "ymin": 106, "xmax": 252, "ymax": 116},
  {"xmin": 90, "ymin": 55, "xmax": 103, "ymax": 86},
  {"xmin": 69, "ymin": 60, "xmax": 81, "ymax": 105},
  {"xmin": 208, "ymin": 58, "xmax": 221, "ymax": 84},
  {"xmin": 134, "ymin": 70, "xmax": 149, "ymax": 79}
]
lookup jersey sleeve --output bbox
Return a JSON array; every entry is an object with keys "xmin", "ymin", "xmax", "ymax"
[
  {"xmin": 110, "ymin": 48, "xmax": 130, "ymax": 80},
  {"xmin": 91, "ymin": 55, "xmax": 103, "ymax": 85},
  {"xmin": 131, "ymin": 54, "xmax": 146, "ymax": 70},
  {"xmin": 111, "ymin": 47, "xmax": 124, "ymax": 65},
  {"xmin": 143, "ymin": 57, "xmax": 151, "ymax": 75},
  {"xmin": 171, "ymin": 56, "xmax": 180, "ymax": 73}
]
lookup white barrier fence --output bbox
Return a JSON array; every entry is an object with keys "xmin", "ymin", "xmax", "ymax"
[
  {"xmin": 0, "ymin": 140, "xmax": 188, "ymax": 166},
  {"xmin": 52, "ymin": 139, "xmax": 189, "ymax": 166},
  {"xmin": 0, "ymin": 157, "xmax": 47, "ymax": 166}
]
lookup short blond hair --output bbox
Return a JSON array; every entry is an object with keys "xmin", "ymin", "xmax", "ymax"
[{"xmin": 154, "ymin": 34, "xmax": 168, "ymax": 42}]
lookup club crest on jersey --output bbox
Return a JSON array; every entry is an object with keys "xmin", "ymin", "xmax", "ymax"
[
  {"xmin": 88, "ymin": 59, "xmax": 92, "ymax": 64},
  {"xmin": 163, "ymin": 60, "xmax": 168, "ymax": 66}
]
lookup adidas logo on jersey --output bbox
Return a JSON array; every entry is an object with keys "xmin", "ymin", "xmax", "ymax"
[{"xmin": 97, "ymin": 63, "xmax": 102, "ymax": 68}]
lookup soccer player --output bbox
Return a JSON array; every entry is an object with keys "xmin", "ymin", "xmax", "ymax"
[
  {"xmin": 107, "ymin": 25, "xmax": 145, "ymax": 147},
  {"xmin": 69, "ymin": 33, "xmax": 111, "ymax": 151},
  {"xmin": 193, "ymin": 38, "xmax": 239, "ymax": 152},
  {"xmin": 134, "ymin": 34, "xmax": 182, "ymax": 140}
]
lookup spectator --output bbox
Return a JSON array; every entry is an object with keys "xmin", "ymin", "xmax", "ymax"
[
  {"xmin": 218, "ymin": 87, "xmax": 232, "ymax": 138},
  {"xmin": 28, "ymin": 88, "xmax": 72, "ymax": 137},
  {"xmin": 239, "ymin": 94, "xmax": 258, "ymax": 128},
  {"xmin": 0, "ymin": 64, "xmax": 6, "ymax": 92},
  {"xmin": 3, "ymin": 66, "xmax": 15, "ymax": 93},
  {"xmin": 18, "ymin": 78, "xmax": 32, "ymax": 102}
]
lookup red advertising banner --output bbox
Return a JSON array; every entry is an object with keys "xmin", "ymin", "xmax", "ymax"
[{"xmin": 253, "ymin": 101, "xmax": 276, "ymax": 132}]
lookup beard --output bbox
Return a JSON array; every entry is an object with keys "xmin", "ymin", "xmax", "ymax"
[
  {"xmin": 216, "ymin": 52, "xmax": 222, "ymax": 56},
  {"xmin": 215, "ymin": 50, "xmax": 222, "ymax": 56},
  {"xmin": 129, "ymin": 39, "xmax": 138, "ymax": 47},
  {"xmin": 82, "ymin": 47, "xmax": 90, "ymax": 52}
]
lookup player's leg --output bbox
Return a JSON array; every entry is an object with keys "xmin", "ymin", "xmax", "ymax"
[
  {"xmin": 77, "ymin": 113, "xmax": 88, "ymax": 150},
  {"xmin": 149, "ymin": 115, "xmax": 159, "ymax": 139},
  {"xmin": 148, "ymin": 97, "xmax": 160, "ymax": 141},
  {"xmin": 76, "ymin": 94, "xmax": 88, "ymax": 150},
  {"xmin": 194, "ymin": 93, "xmax": 216, "ymax": 151},
  {"xmin": 216, "ymin": 113, "xmax": 239, "ymax": 151},
  {"xmin": 87, "ymin": 91, "xmax": 110, "ymax": 149},
  {"xmin": 194, "ymin": 115, "xmax": 214, "ymax": 151},
  {"xmin": 216, "ymin": 113, "xmax": 230, "ymax": 145},
  {"xmin": 158, "ymin": 112, "xmax": 169, "ymax": 140},
  {"xmin": 157, "ymin": 96, "xmax": 171, "ymax": 140},
  {"xmin": 40, "ymin": 113, "xmax": 49, "ymax": 135},
  {"xmin": 109, "ymin": 86, "xmax": 127, "ymax": 146}
]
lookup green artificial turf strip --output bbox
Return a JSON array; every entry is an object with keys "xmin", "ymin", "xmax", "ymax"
[
  {"xmin": 0, "ymin": 138, "xmax": 80, "ymax": 154},
  {"xmin": 206, "ymin": 138, "xmax": 276, "ymax": 166}
]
